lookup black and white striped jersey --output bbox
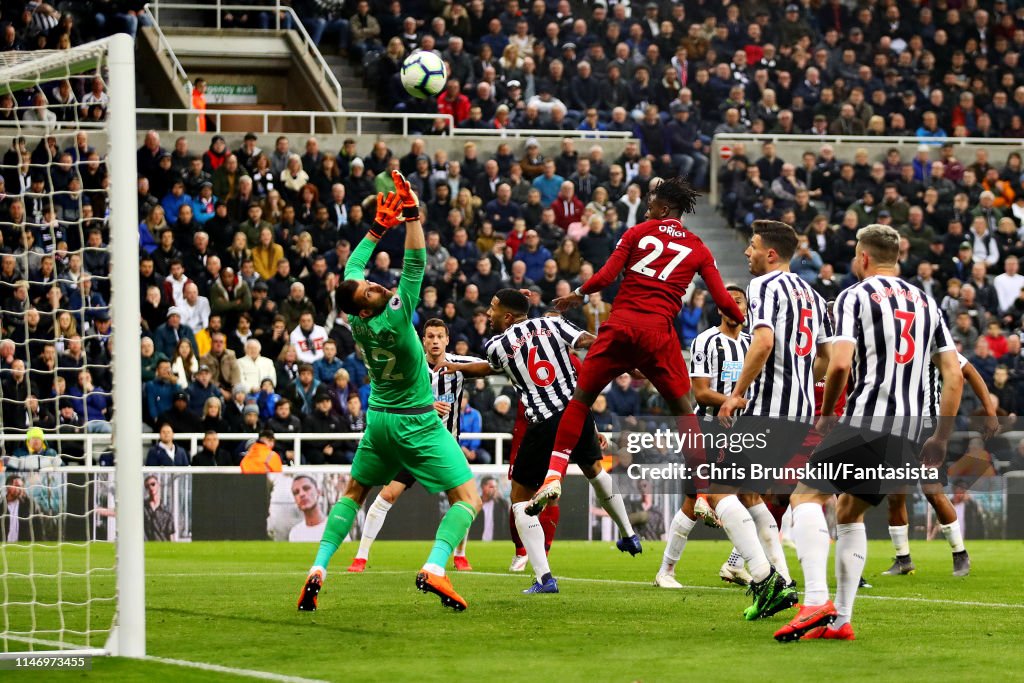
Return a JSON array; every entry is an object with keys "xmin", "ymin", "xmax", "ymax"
[
  {"xmin": 689, "ymin": 327, "xmax": 751, "ymax": 416},
  {"xmin": 746, "ymin": 270, "xmax": 832, "ymax": 417},
  {"xmin": 928, "ymin": 352, "xmax": 969, "ymax": 416},
  {"xmin": 833, "ymin": 275, "xmax": 955, "ymax": 416},
  {"xmin": 429, "ymin": 352, "xmax": 479, "ymax": 437},
  {"xmin": 484, "ymin": 316, "xmax": 584, "ymax": 423}
]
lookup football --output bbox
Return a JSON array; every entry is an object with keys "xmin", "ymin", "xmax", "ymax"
[{"xmin": 401, "ymin": 50, "xmax": 448, "ymax": 99}]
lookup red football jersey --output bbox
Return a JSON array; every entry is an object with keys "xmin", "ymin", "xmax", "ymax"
[{"xmin": 580, "ymin": 218, "xmax": 745, "ymax": 324}]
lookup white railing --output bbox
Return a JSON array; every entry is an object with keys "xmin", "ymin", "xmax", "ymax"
[
  {"xmin": 141, "ymin": 3, "xmax": 192, "ymax": 99},
  {"xmin": 0, "ymin": 431, "xmax": 510, "ymax": 468},
  {"xmin": 147, "ymin": 1, "xmax": 343, "ymax": 109},
  {"xmin": 136, "ymin": 107, "xmax": 452, "ymax": 135},
  {"xmin": 450, "ymin": 128, "xmax": 634, "ymax": 139},
  {"xmin": 709, "ymin": 132, "xmax": 1024, "ymax": 206},
  {"xmin": 135, "ymin": 107, "xmax": 639, "ymax": 140}
]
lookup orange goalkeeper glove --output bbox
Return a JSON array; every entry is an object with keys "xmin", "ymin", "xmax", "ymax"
[
  {"xmin": 369, "ymin": 191, "xmax": 403, "ymax": 239},
  {"xmin": 391, "ymin": 169, "xmax": 421, "ymax": 220}
]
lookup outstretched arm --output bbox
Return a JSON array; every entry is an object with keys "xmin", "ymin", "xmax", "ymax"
[
  {"xmin": 391, "ymin": 172, "xmax": 426, "ymax": 313},
  {"xmin": 700, "ymin": 256, "xmax": 745, "ymax": 325},
  {"xmin": 578, "ymin": 232, "xmax": 631, "ymax": 296},
  {"xmin": 442, "ymin": 361, "xmax": 496, "ymax": 378},
  {"xmin": 554, "ymin": 230, "xmax": 634, "ymax": 310},
  {"xmin": 344, "ymin": 191, "xmax": 401, "ymax": 281}
]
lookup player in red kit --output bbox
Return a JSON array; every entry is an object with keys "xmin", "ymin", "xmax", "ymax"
[{"xmin": 529, "ymin": 176, "xmax": 746, "ymax": 521}]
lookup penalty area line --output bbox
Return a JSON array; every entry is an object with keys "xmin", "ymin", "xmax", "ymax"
[
  {"xmin": 146, "ymin": 655, "xmax": 330, "ymax": 683},
  {"xmin": 145, "ymin": 570, "xmax": 1024, "ymax": 610}
]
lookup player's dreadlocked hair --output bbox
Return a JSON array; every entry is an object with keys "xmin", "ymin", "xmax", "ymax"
[{"xmin": 649, "ymin": 176, "xmax": 700, "ymax": 215}]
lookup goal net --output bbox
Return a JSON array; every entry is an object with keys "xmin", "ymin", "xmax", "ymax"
[{"xmin": 0, "ymin": 35, "xmax": 144, "ymax": 658}]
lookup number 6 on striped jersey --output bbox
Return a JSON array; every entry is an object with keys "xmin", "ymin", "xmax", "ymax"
[{"xmin": 527, "ymin": 346, "xmax": 556, "ymax": 387}]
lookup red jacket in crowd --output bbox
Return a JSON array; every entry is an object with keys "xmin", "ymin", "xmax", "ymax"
[
  {"xmin": 437, "ymin": 91, "xmax": 471, "ymax": 125},
  {"xmin": 551, "ymin": 195, "xmax": 584, "ymax": 229}
]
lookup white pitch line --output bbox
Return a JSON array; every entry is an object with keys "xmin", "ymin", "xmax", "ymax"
[
  {"xmin": 146, "ymin": 655, "xmax": 330, "ymax": 683},
  {"xmin": 145, "ymin": 570, "xmax": 1024, "ymax": 610}
]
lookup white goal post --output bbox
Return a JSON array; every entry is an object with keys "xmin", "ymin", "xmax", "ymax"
[{"xmin": 0, "ymin": 34, "xmax": 144, "ymax": 658}]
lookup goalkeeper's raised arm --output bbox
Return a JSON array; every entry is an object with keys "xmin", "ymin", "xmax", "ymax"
[
  {"xmin": 339, "ymin": 171, "xmax": 424, "ymax": 319},
  {"xmin": 393, "ymin": 170, "xmax": 426, "ymax": 317}
]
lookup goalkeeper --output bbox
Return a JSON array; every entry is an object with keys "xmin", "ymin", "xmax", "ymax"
[{"xmin": 297, "ymin": 171, "xmax": 481, "ymax": 612}]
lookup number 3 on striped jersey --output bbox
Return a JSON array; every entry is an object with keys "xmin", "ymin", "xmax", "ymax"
[
  {"xmin": 527, "ymin": 346, "xmax": 556, "ymax": 387},
  {"xmin": 893, "ymin": 310, "xmax": 917, "ymax": 364},
  {"xmin": 630, "ymin": 236, "xmax": 693, "ymax": 281}
]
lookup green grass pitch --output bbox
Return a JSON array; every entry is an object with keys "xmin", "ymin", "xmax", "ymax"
[{"xmin": 3, "ymin": 539, "xmax": 1022, "ymax": 682}]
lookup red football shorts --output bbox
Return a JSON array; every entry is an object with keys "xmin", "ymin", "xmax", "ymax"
[{"xmin": 576, "ymin": 314, "xmax": 691, "ymax": 400}]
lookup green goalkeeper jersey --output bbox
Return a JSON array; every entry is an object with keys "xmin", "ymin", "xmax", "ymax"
[{"xmin": 344, "ymin": 237, "xmax": 434, "ymax": 410}]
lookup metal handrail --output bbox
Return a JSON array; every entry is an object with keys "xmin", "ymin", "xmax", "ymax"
[
  {"xmin": 141, "ymin": 3, "xmax": 192, "ymax": 99},
  {"xmin": 135, "ymin": 107, "xmax": 639, "ymax": 139},
  {"xmin": 450, "ymin": 128, "xmax": 634, "ymax": 139},
  {"xmin": 0, "ymin": 431, "xmax": 511, "ymax": 467},
  {"xmin": 712, "ymin": 132, "xmax": 1024, "ymax": 146},
  {"xmin": 148, "ymin": 1, "xmax": 343, "ymax": 109},
  {"xmin": 135, "ymin": 107, "xmax": 453, "ymax": 135}
]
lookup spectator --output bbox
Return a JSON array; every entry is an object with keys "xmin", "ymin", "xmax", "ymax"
[
  {"xmin": 791, "ymin": 236, "xmax": 825, "ymax": 283},
  {"xmin": 237, "ymin": 339, "xmax": 277, "ymax": 393},
  {"xmin": 678, "ymin": 291, "xmax": 706, "ymax": 346},
  {"xmin": 145, "ymin": 359, "xmax": 177, "ymax": 428},
  {"xmin": 192, "ymin": 431, "xmax": 233, "ymax": 466},
  {"xmin": 239, "ymin": 429, "xmax": 283, "ymax": 473},
  {"xmin": 267, "ymin": 399, "xmax": 302, "ymax": 461},
  {"xmin": 483, "ymin": 394, "xmax": 516, "ymax": 435},
  {"xmin": 970, "ymin": 338, "xmax": 998, "ymax": 386},
  {"xmin": 187, "ymin": 365, "xmax": 221, "ymax": 414},
  {"xmin": 201, "ymin": 332, "xmax": 240, "ymax": 398},
  {"xmin": 514, "ymin": 229, "xmax": 552, "ymax": 282},
  {"xmin": 995, "ymin": 256, "xmax": 1024, "ymax": 314},
  {"xmin": 154, "ymin": 307, "xmax": 198, "ymax": 360},
  {"xmin": 6, "ymin": 427, "xmax": 61, "ymax": 471},
  {"xmin": 200, "ymin": 396, "xmax": 230, "ymax": 435},
  {"xmin": 1, "ymin": 474, "xmax": 53, "ymax": 541},
  {"xmin": 457, "ymin": 394, "xmax": 490, "ymax": 464},
  {"xmin": 582, "ymin": 290, "xmax": 611, "ymax": 335},
  {"xmin": 303, "ymin": 391, "xmax": 346, "ymax": 464},
  {"xmin": 338, "ymin": 394, "xmax": 366, "ymax": 462},
  {"xmin": 312, "ymin": 339, "xmax": 344, "ymax": 385},
  {"xmin": 170, "ymin": 337, "xmax": 199, "ymax": 389},
  {"xmin": 158, "ymin": 390, "xmax": 202, "ymax": 438},
  {"xmin": 145, "ymin": 423, "xmax": 190, "ymax": 466},
  {"xmin": 605, "ymin": 373, "xmax": 641, "ymax": 417},
  {"xmin": 551, "ymin": 181, "xmax": 583, "ymax": 229}
]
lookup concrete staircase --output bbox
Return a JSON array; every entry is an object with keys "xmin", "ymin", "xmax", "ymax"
[
  {"xmin": 322, "ymin": 54, "xmax": 392, "ymax": 135},
  {"xmin": 689, "ymin": 199, "xmax": 752, "ymax": 288}
]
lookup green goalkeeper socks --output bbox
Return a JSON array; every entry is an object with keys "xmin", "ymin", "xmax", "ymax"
[
  {"xmin": 426, "ymin": 501, "xmax": 477, "ymax": 569},
  {"xmin": 314, "ymin": 497, "xmax": 361, "ymax": 569}
]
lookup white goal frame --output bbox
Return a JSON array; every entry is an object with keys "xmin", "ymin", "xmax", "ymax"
[{"xmin": 0, "ymin": 33, "xmax": 145, "ymax": 659}]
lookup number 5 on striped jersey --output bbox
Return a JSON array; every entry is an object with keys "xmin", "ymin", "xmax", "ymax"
[{"xmin": 795, "ymin": 308, "xmax": 814, "ymax": 357}]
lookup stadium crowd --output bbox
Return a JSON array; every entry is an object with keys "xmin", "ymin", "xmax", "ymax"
[
  {"xmin": 717, "ymin": 135, "xmax": 1024, "ymax": 421},
  {"xmin": 1, "ymin": 0, "xmax": 1024, "ymax": 474}
]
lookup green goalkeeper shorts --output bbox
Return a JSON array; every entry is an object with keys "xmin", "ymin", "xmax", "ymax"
[{"xmin": 350, "ymin": 407, "xmax": 474, "ymax": 494}]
